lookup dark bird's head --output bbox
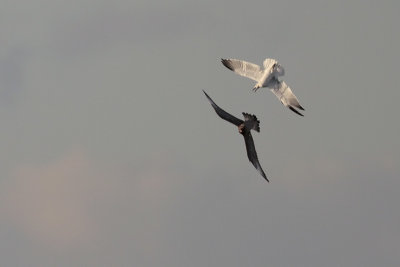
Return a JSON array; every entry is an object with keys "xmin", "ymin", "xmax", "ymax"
[{"xmin": 238, "ymin": 124, "xmax": 246, "ymax": 134}]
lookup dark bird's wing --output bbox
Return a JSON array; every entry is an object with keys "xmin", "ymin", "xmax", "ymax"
[
  {"xmin": 243, "ymin": 132, "xmax": 269, "ymax": 182},
  {"xmin": 203, "ymin": 90, "xmax": 243, "ymax": 126}
]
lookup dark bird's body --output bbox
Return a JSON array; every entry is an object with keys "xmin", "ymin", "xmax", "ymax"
[{"xmin": 203, "ymin": 90, "xmax": 269, "ymax": 182}]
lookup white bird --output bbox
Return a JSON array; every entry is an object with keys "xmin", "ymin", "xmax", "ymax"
[
  {"xmin": 221, "ymin": 58, "xmax": 305, "ymax": 116},
  {"xmin": 203, "ymin": 90, "xmax": 269, "ymax": 182}
]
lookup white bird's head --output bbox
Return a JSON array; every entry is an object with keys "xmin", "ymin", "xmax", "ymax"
[
  {"xmin": 263, "ymin": 58, "xmax": 285, "ymax": 77},
  {"xmin": 263, "ymin": 58, "xmax": 278, "ymax": 69},
  {"xmin": 274, "ymin": 63, "xmax": 285, "ymax": 76}
]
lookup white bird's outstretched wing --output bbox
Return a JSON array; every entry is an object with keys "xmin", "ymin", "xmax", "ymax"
[
  {"xmin": 270, "ymin": 79, "xmax": 305, "ymax": 116},
  {"xmin": 221, "ymin": 58, "xmax": 263, "ymax": 82},
  {"xmin": 203, "ymin": 90, "xmax": 243, "ymax": 126},
  {"xmin": 243, "ymin": 131, "xmax": 269, "ymax": 182}
]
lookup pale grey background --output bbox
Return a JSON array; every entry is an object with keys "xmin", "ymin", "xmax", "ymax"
[{"xmin": 1, "ymin": 0, "xmax": 399, "ymax": 266}]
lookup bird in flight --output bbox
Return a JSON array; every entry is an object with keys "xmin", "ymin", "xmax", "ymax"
[
  {"xmin": 221, "ymin": 58, "xmax": 305, "ymax": 116},
  {"xmin": 203, "ymin": 90, "xmax": 269, "ymax": 182}
]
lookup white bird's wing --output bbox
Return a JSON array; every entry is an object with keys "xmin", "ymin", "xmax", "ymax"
[
  {"xmin": 221, "ymin": 58, "xmax": 263, "ymax": 82},
  {"xmin": 270, "ymin": 79, "xmax": 305, "ymax": 116}
]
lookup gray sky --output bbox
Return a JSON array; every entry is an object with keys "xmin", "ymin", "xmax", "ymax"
[{"xmin": 1, "ymin": 0, "xmax": 399, "ymax": 266}]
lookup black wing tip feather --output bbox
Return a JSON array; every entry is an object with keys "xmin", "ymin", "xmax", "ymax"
[
  {"xmin": 221, "ymin": 58, "xmax": 234, "ymax": 71},
  {"xmin": 289, "ymin": 106, "xmax": 304, "ymax": 116},
  {"xmin": 290, "ymin": 100, "xmax": 305, "ymax": 111},
  {"xmin": 203, "ymin": 90, "xmax": 218, "ymax": 110},
  {"xmin": 296, "ymin": 104, "xmax": 305, "ymax": 111},
  {"xmin": 256, "ymin": 166, "xmax": 269, "ymax": 182},
  {"xmin": 202, "ymin": 90, "xmax": 213, "ymax": 103},
  {"xmin": 252, "ymin": 156, "xmax": 269, "ymax": 182},
  {"xmin": 255, "ymin": 162, "xmax": 269, "ymax": 182},
  {"xmin": 250, "ymin": 154, "xmax": 269, "ymax": 182}
]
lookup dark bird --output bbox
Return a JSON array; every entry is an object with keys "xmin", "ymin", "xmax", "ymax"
[{"xmin": 203, "ymin": 90, "xmax": 269, "ymax": 182}]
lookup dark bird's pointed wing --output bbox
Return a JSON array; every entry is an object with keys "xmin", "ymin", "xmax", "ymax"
[
  {"xmin": 203, "ymin": 90, "xmax": 243, "ymax": 126},
  {"xmin": 243, "ymin": 132, "xmax": 269, "ymax": 182}
]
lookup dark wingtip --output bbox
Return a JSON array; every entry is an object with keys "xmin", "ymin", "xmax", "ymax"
[
  {"xmin": 289, "ymin": 106, "xmax": 304, "ymax": 116},
  {"xmin": 259, "ymin": 167, "xmax": 269, "ymax": 182},
  {"xmin": 202, "ymin": 90, "xmax": 215, "ymax": 106},
  {"xmin": 261, "ymin": 171, "xmax": 269, "ymax": 182},
  {"xmin": 221, "ymin": 58, "xmax": 234, "ymax": 71}
]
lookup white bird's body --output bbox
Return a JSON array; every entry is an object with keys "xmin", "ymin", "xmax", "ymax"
[{"xmin": 221, "ymin": 58, "xmax": 305, "ymax": 116}]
